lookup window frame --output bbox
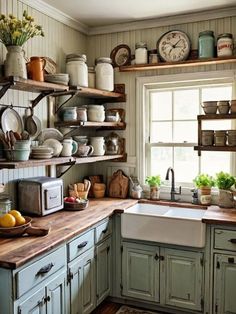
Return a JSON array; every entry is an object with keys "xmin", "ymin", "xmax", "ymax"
[{"xmin": 136, "ymin": 70, "xmax": 236, "ymax": 186}]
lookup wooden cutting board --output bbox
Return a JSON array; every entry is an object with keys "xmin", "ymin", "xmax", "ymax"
[{"xmin": 108, "ymin": 170, "xmax": 129, "ymax": 198}]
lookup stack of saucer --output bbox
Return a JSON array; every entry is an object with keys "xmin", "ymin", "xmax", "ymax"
[
  {"xmin": 31, "ymin": 146, "xmax": 53, "ymax": 159},
  {"xmin": 44, "ymin": 73, "xmax": 69, "ymax": 85}
]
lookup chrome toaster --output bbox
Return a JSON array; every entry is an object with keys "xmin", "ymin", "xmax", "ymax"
[{"xmin": 18, "ymin": 176, "xmax": 63, "ymax": 216}]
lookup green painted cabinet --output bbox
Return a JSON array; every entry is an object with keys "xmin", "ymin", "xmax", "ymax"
[
  {"xmin": 121, "ymin": 241, "xmax": 204, "ymax": 312},
  {"xmin": 122, "ymin": 242, "xmax": 160, "ymax": 302},
  {"xmin": 96, "ymin": 236, "xmax": 112, "ymax": 305},
  {"xmin": 213, "ymin": 253, "xmax": 236, "ymax": 314},
  {"xmin": 68, "ymin": 247, "xmax": 95, "ymax": 314},
  {"xmin": 17, "ymin": 270, "xmax": 66, "ymax": 314},
  {"xmin": 161, "ymin": 248, "xmax": 204, "ymax": 311}
]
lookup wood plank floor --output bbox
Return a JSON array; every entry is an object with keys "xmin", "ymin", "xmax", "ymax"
[{"xmin": 92, "ymin": 301, "xmax": 122, "ymax": 314}]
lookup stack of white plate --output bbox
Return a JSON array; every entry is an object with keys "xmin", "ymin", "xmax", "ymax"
[
  {"xmin": 31, "ymin": 146, "xmax": 54, "ymax": 159},
  {"xmin": 44, "ymin": 73, "xmax": 69, "ymax": 85}
]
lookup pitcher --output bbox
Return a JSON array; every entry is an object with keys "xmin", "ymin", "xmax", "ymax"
[
  {"xmin": 27, "ymin": 56, "xmax": 46, "ymax": 81},
  {"xmin": 60, "ymin": 138, "xmax": 78, "ymax": 157}
]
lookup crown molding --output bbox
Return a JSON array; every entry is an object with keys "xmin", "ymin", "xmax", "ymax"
[
  {"xmin": 88, "ymin": 6, "xmax": 236, "ymax": 35},
  {"xmin": 19, "ymin": 0, "xmax": 89, "ymax": 35},
  {"xmin": 18, "ymin": 1, "xmax": 236, "ymax": 36}
]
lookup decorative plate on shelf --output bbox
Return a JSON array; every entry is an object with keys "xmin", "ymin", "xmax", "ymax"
[
  {"xmin": 36, "ymin": 128, "xmax": 63, "ymax": 144},
  {"xmin": 110, "ymin": 44, "xmax": 131, "ymax": 67}
]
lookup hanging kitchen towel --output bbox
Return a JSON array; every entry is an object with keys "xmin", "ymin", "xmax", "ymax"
[{"xmin": 108, "ymin": 169, "xmax": 129, "ymax": 198}]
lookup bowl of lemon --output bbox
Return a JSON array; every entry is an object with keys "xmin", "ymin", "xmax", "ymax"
[{"xmin": 0, "ymin": 210, "xmax": 49, "ymax": 237}]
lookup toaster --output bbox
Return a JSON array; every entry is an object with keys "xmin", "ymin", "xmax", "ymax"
[{"xmin": 18, "ymin": 176, "xmax": 63, "ymax": 216}]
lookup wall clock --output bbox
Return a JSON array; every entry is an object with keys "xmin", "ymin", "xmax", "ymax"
[
  {"xmin": 157, "ymin": 30, "xmax": 191, "ymax": 62},
  {"xmin": 110, "ymin": 44, "xmax": 131, "ymax": 67}
]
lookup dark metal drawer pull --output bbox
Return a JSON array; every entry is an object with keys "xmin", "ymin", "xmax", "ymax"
[
  {"xmin": 229, "ymin": 238, "xmax": 236, "ymax": 244},
  {"xmin": 77, "ymin": 241, "xmax": 88, "ymax": 249},
  {"xmin": 228, "ymin": 257, "xmax": 235, "ymax": 263},
  {"xmin": 102, "ymin": 228, "xmax": 108, "ymax": 234},
  {"xmin": 36, "ymin": 262, "xmax": 54, "ymax": 276}
]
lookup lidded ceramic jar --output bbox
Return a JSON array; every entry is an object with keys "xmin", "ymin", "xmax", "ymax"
[
  {"xmin": 87, "ymin": 105, "xmax": 105, "ymax": 122},
  {"xmin": 66, "ymin": 54, "xmax": 88, "ymax": 87},
  {"xmin": 217, "ymin": 33, "xmax": 233, "ymax": 57},
  {"xmin": 95, "ymin": 57, "xmax": 114, "ymax": 91},
  {"xmin": 135, "ymin": 42, "xmax": 148, "ymax": 64}
]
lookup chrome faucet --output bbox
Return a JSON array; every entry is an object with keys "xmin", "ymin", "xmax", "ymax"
[{"xmin": 165, "ymin": 167, "xmax": 182, "ymax": 201}]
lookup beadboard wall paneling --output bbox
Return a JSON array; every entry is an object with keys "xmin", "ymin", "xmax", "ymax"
[
  {"xmin": 0, "ymin": 0, "xmax": 88, "ymax": 203},
  {"xmin": 87, "ymin": 15, "xmax": 236, "ymax": 179}
]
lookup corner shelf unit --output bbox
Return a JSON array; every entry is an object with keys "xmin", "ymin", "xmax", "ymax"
[
  {"xmin": 0, "ymin": 77, "xmax": 127, "ymax": 170},
  {"xmin": 119, "ymin": 56, "xmax": 236, "ymax": 72},
  {"xmin": 194, "ymin": 113, "xmax": 236, "ymax": 156}
]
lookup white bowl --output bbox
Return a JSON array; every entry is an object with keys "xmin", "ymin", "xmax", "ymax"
[{"xmin": 43, "ymin": 139, "xmax": 63, "ymax": 157}]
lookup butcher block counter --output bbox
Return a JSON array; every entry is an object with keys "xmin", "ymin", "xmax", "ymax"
[
  {"xmin": 0, "ymin": 198, "xmax": 137, "ymax": 269},
  {"xmin": 1, "ymin": 198, "xmax": 236, "ymax": 269}
]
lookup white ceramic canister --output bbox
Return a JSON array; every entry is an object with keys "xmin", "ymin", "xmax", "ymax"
[
  {"xmin": 60, "ymin": 138, "xmax": 78, "ymax": 157},
  {"xmin": 135, "ymin": 42, "xmax": 148, "ymax": 64},
  {"xmin": 87, "ymin": 105, "xmax": 105, "ymax": 122},
  {"xmin": 217, "ymin": 33, "xmax": 233, "ymax": 57},
  {"xmin": 95, "ymin": 57, "xmax": 114, "ymax": 91},
  {"xmin": 90, "ymin": 136, "xmax": 105, "ymax": 156},
  {"xmin": 66, "ymin": 54, "xmax": 88, "ymax": 87}
]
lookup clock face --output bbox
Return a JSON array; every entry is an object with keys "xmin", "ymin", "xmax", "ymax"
[
  {"xmin": 110, "ymin": 44, "xmax": 131, "ymax": 67},
  {"xmin": 157, "ymin": 30, "xmax": 191, "ymax": 62}
]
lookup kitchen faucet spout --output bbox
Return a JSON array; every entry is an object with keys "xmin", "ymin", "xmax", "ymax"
[{"xmin": 165, "ymin": 167, "xmax": 181, "ymax": 202}]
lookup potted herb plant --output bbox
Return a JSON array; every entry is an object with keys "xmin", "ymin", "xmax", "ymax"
[
  {"xmin": 193, "ymin": 173, "xmax": 215, "ymax": 205},
  {"xmin": 215, "ymin": 171, "xmax": 236, "ymax": 208},
  {"xmin": 145, "ymin": 175, "xmax": 161, "ymax": 200}
]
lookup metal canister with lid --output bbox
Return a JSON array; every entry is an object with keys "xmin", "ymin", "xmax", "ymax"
[
  {"xmin": 217, "ymin": 33, "xmax": 233, "ymax": 57},
  {"xmin": 95, "ymin": 57, "xmax": 114, "ymax": 91},
  {"xmin": 135, "ymin": 42, "xmax": 148, "ymax": 64},
  {"xmin": 198, "ymin": 31, "xmax": 215, "ymax": 58},
  {"xmin": 0, "ymin": 194, "xmax": 12, "ymax": 215}
]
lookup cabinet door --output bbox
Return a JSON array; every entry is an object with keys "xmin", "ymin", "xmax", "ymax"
[
  {"xmin": 122, "ymin": 242, "xmax": 159, "ymax": 302},
  {"xmin": 96, "ymin": 237, "xmax": 111, "ymax": 305},
  {"xmin": 161, "ymin": 248, "xmax": 204, "ymax": 312},
  {"xmin": 214, "ymin": 254, "xmax": 236, "ymax": 314},
  {"xmin": 69, "ymin": 247, "xmax": 95, "ymax": 314},
  {"xmin": 17, "ymin": 287, "xmax": 46, "ymax": 314},
  {"xmin": 46, "ymin": 271, "xmax": 66, "ymax": 314}
]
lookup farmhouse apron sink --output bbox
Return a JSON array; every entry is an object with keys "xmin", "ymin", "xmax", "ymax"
[{"xmin": 121, "ymin": 203, "xmax": 206, "ymax": 248}]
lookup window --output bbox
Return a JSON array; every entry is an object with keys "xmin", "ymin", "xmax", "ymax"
[{"xmin": 137, "ymin": 71, "xmax": 236, "ymax": 186}]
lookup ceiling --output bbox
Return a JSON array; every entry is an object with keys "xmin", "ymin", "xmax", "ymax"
[{"xmin": 42, "ymin": 0, "xmax": 236, "ymax": 27}]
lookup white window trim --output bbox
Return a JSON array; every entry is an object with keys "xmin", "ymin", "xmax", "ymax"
[{"xmin": 136, "ymin": 70, "xmax": 236, "ymax": 185}]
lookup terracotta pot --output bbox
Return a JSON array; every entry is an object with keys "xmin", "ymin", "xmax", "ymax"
[
  {"xmin": 199, "ymin": 187, "xmax": 211, "ymax": 205},
  {"xmin": 150, "ymin": 186, "xmax": 160, "ymax": 200}
]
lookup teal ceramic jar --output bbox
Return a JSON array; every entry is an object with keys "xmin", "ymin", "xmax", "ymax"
[{"xmin": 198, "ymin": 31, "xmax": 215, "ymax": 58}]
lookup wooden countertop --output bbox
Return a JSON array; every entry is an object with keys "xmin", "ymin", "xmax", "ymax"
[
  {"xmin": 0, "ymin": 198, "xmax": 137, "ymax": 269},
  {"xmin": 1, "ymin": 198, "xmax": 236, "ymax": 269}
]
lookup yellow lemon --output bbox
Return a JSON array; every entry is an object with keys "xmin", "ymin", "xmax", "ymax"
[
  {"xmin": 8, "ymin": 210, "xmax": 22, "ymax": 219},
  {"xmin": 0, "ymin": 214, "xmax": 16, "ymax": 228},
  {"xmin": 15, "ymin": 215, "xmax": 26, "ymax": 226}
]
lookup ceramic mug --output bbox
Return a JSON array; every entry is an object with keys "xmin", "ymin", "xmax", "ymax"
[
  {"xmin": 90, "ymin": 137, "xmax": 105, "ymax": 156},
  {"xmin": 60, "ymin": 138, "xmax": 78, "ymax": 157},
  {"xmin": 77, "ymin": 144, "xmax": 94, "ymax": 157}
]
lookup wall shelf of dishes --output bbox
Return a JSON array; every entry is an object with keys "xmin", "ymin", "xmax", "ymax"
[
  {"xmin": 194, "ymin": 108, "xmax": 236, "ymax": 156},
  {"xmin": 119, "ymin": 56, "xmax": 236, "ymax": 72},
  {"xmin": 0, "ymin": 77, "xmax": 126, "ymax": 107}
]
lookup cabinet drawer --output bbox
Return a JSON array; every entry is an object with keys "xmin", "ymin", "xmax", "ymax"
[
  {"xmin": 95, "ymin": 219, "xmax": 112, "ymax": 244},
  {"xmin": 68, "ymin": 229, "xmax": 94, "ymax": 262},
  {"xmin": 16, "ymin": 245, "xmax": 66, "ymax": 299},
  {"xmin": 214, "ymin": 229, "xmax": 236, "ymax": 252}
]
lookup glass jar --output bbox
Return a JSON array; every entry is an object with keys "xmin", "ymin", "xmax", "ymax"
[
  {"xmin": 66, "ymin": 54, "xmax": 88, "ymax": 87},
  {"xmin": 198, "ymin": 31, "xmax": 215, "ymax": 58},
  {"xmin": 0, "ymin": 194, "xmax": 12, "ymax": 215},
  {"xmin": 135, "ymin": 42, "xmax": 148, "ymax": 64},
  {"xmin": 88, "ymin": 66, "xmax": 95, "ymax": 88},
  {"xmin": 95, "ymin": 57, "xmax": 114, "ymax": 91},
  {"xmin": 217, "ymin": 33, "xmax": 233, "ymax": 57}
]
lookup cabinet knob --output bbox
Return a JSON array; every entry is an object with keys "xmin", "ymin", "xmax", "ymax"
[{"xmin": 229, "ymin": 238, "xmax": 236, "ymax": 244}]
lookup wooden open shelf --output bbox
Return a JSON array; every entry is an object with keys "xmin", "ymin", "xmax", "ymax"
[
  {"xmin": 119, "ymin": 56, "xmax": 236, "ymax": 72},
  {"xmin": 54, "ymin": 120, "xmax": 126, "ymax": 130},
  {"xmin": 197, "ymin": 113, "xmax": 236, "ymax": 120},
  {"xmin": 194, "ymin": 146, "xmax": 236, "ymax": 152},
  {"xmin": 0, "ymin": 154, "xmax": 126, "ymax": 169}
]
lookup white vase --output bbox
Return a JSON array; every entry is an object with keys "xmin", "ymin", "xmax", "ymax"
[{"xmin": 4, "ymin": 45, "xmax": 27, "ymax": 79}]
